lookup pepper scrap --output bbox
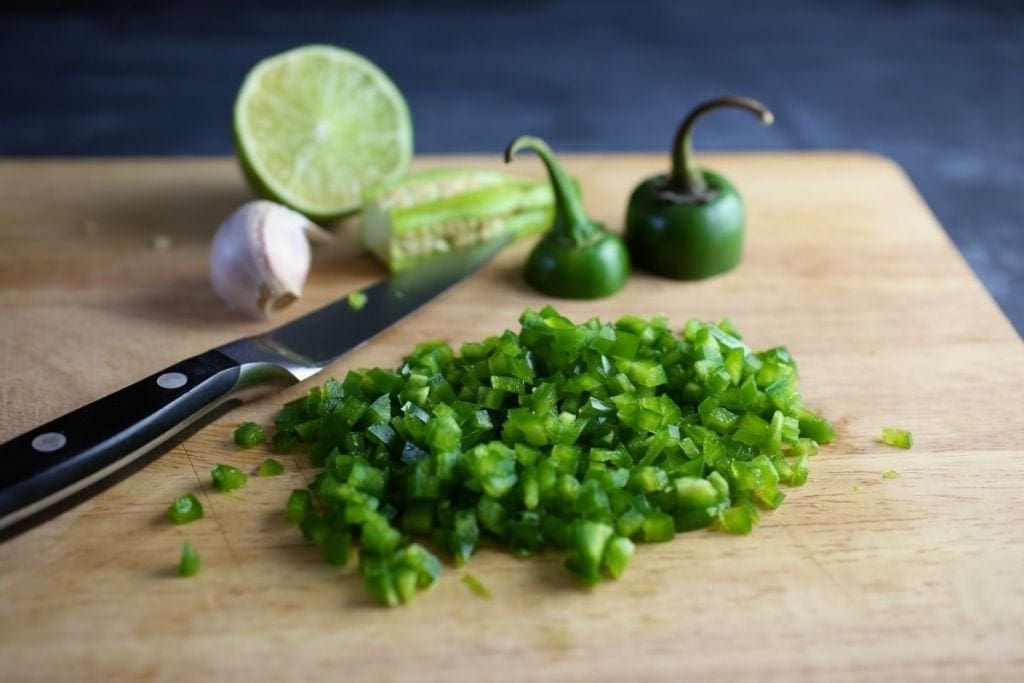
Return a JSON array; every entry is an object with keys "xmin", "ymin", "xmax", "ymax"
[
  {"xmin": 505, "ymin": 135, "xmax": 630, "ymax": 299},
  {"xmin": 625, "ymin": 96, "xmax": 774, "ymax": 280}
]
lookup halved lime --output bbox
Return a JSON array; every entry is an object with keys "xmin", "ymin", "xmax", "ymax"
[{"xmin": 233, "ymin": 44, "xmax": 413, "ymax": 222}]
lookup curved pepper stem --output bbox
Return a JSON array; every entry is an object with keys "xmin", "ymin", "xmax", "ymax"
[
  {"xmin": 505, "ymin": 135, "xmax": 594, "ymax": 245},
  {"xmin": 669, "ymin": 96, "xmax": 774, "ymax": 197}
]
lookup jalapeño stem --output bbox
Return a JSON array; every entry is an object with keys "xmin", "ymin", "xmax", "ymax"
[
  {"xmin": 669, "ymin": 96, "xmax": 774, "ymax": 197},
  {"xmin": 505, "ymin": 135, "xmax": 593, "ymax": 244}
]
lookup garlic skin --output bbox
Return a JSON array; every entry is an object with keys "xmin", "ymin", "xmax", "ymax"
[{"xmin": 210, "ymin": 200, "xmax": 314, "ymax": 318}]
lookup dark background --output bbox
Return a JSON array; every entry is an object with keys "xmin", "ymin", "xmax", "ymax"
[{"xmin": 1, "ymin": 0, "xmax": 1021, "ymax": 334}]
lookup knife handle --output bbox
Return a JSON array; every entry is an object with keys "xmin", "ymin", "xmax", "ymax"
[{"xmin": 0, "ymin": 349, "xmax": 242, "ymax": 534}]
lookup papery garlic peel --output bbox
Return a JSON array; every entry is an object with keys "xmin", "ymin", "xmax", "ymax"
[{"xmin": 210, "ymin": 200, "xmax": 314, "ymax": 318}]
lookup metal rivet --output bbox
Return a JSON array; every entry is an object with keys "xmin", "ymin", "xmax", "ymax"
[
  {"xmin": 32, "ymin": 432, "xmax": 67, "ymax": 453},
  {"xmin": 157, "ymin": 372, "xmax": 188, "ymax": 389}
]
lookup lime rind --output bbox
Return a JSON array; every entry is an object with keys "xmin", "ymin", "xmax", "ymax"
[{"xmin": 234, "ymin": 44, "xmax": 413, "ymax": 222}]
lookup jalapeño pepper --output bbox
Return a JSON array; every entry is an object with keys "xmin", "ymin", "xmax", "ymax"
[
  {"xmin": 625, "ymin": 96, "xmax": 774, "ymax": 280},
  {"xmin": 505, "ymin": 135, "xmax": 630, "ymax": 299}
]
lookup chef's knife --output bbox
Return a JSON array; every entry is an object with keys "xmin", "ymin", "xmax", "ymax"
[{"xmin": 0, "ymin": 237, "xmax": 509, "ymax": 539}]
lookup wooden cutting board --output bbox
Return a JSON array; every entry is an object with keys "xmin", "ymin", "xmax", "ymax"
[{"xmin": 1, "ymin": 153, "xmax": 1021, "ymax": 681}]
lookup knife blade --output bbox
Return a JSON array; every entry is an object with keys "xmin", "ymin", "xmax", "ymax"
[{"xmin": 0, "ymin": 236, "xmax": 509, "ymax": 539}]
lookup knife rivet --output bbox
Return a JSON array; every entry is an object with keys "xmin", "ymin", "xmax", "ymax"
[
  {"xmin": 31, "ymin": 432, "xmax": 67, "ymax": 453},
  {"xmin": 157, "ymin": 372, "xmax": 188, "ymax": 389}
]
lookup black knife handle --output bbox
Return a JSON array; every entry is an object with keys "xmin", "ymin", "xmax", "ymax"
[{"xmin": 0, "ymin": 349, "xmax": 242, "ymax": 533}]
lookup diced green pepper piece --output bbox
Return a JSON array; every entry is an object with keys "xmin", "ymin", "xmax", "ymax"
[
  {"xmin": 673, "ymin": 476, "xmax": 721, "ymax": 509},
  {"xmin": 257, "ymin": 458, "xmax": 284, "ymax": 476},
  {"xmin": 447, "ymin": 509, "xmax": 479, "ymax": 565},
  {"xmin": 476, "ymin": 495, "xmax": 509, "ymax": 536},
  {"xmin": 732, "ymin": 412, "xmax": 769, "ymax": 446},
  {"xmin": 790, "ymin": 454, "xmax": 809, "ymax": 486},
  {"xmin": 461, "ymin": 572, "xmax": 492, "ymax": 599},
  {"xmin": 564, "ymin": 520, "xmax": 615, "ymax": 583},
  {"xmin": 284, "ymin": 489, "xmax": 311, "ymax": 524},
  {"xmin": 642, "ymin": 512, "xmax": 676, "ymax": 542},
  {"xmin": 881, "ymin": 427, "xmax": 913, "ymax": 449},
  {"xmin": 211, "ymin": 464, "xmax": 248, "ymax": 492},
  {"xmin": 629, "ymin": 466, "xmax": 669, "ymax": 493},
  {"xmin": 360, "ymin": 554, "xmax": 398, "ymax": 606},
  {"xmin": 361, "ymin": 542, "xmax": 442, "ymax": 606},
  {"xmin": 167, "ymin": 493, "xmax": 203, "ymax": 524},
  {"xmin": 798, "ymin": 410, "xmax": 835, "ymax": 443},
  {"xmin": 575, "ymin": 479, "xmax": 612, "ymax": 521},
  {"xmin": 233, "ymin": 421, "xmax": 265, "ymax": 448},
  {"xmin": 602, "ymin": 536, "xmax": 635, "ymax": 579},
  {"xmin": 177, "ymin": 541, "xmax": 200, "ymax": 577},
  {"xmin": 717, "ymin": 503, "xmax": 757, "ymax": 534},
  {"xmin": 765, "ymin": 377, "xmax": 801, "ymax": 413},
  {"xmin": 401, "ymin": 543, "xmax": 443, "ymax": 587},
  {"xmin": 723, "ymin": 347, "xmax": 745, "ymax": 385},
  {"xmin": 465, "ymin": 441, "xmax": 518, "ymax": 498},
  {"xmin": 361, "ymin": 515, "xmax": 402, "ymax": 556},
  {"xmin": 491, "ymin": 375, "xmax": 526, "ymax": 393},
  {"xmin": 426, "ymin": 414, "xmax": 461, "ymax": 453}
]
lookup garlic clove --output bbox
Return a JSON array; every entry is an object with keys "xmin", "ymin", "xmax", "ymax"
[{"xmin": 210, "ymin": 200, "xmax": 315, "ymax": 318}]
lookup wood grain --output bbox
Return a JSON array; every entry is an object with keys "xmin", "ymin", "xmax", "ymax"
[{"xmin": 0, "ymin": 153, "xmax": 1021, "ymax": 681}]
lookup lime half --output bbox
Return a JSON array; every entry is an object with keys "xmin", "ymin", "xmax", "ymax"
[{"xmin": 234, "ymin": 45, "xmax": 412, "ymax": 221}]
